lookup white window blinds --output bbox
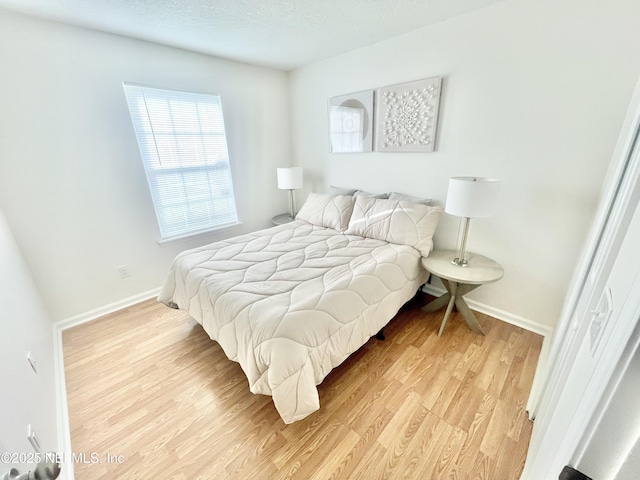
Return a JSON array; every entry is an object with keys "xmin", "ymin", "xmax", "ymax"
[{"xmin": 123, "ymin": 83, "xmax": 238, "ymax": 240}]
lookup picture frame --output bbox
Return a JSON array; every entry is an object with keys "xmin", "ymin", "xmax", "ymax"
[
  {"xmin": 328, "ymin": 90, "xmax": 374, "ymax": 153},
  {"xmin": 375, "ymin": 77, "xmax": 442, "ymax": 153}
]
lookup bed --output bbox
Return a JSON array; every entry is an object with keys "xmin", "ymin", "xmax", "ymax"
[{"xmin": 158, "ymin": 192, "xmax": 443, "ymax": 423}]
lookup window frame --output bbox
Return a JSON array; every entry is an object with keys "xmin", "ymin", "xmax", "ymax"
[{"xmin": 122, "ymin": 83, "xmax": 240, "ymax": 243}]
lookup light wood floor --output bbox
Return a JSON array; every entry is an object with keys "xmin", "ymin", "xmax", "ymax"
[{"xmin": 63, "ymin": 293, "xmax": 543, "ymax": 480}]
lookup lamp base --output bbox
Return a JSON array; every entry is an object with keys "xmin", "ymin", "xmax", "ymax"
[
  {"xmin": 287, "ymin": 189, "xmax": 296, "ymax": 219},
  {"xmin": 451, "ymin": 216, "xmax": 472, "ymax": 267},
  {"xmin": 451, "ymin": 257, "xmax": 469, "ymax": 267}
]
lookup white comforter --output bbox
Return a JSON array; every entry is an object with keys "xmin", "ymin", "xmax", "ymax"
[{"xmin": 158, "ymin": 220, "xmax": 428, "ymax": 423}]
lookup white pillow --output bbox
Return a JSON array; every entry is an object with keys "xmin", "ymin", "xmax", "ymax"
[
  {"xmin": 353, "ymin": 190, "xmax": 389, "ymax": 199},
  {"xmin": 296, "ymin": 193, "xmax": 356, "ymax": 232},
  {"xmin": 388, "ymin": 192, "xmax": 432, "ymax": 205},
  {"xmin": 328, "ymin": 185, "xmax": 357, "ymax": 196},
  {"xmin": 345, "ymin": 196, "xmax": 443, "ymax": 256}
]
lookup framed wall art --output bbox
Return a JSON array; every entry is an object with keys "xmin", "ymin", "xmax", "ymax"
[
  {"xmin": 328, "ymin": 90, "xmax": 374, "ymax": 153},
  {"xmin": 375, "ymin": 77, "xmax": 442, "ymax": 153}
]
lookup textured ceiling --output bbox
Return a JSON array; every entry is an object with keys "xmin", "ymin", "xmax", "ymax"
[{"xmin": 0, "ymin": 0, "xmax": 504, "ymax": 70}]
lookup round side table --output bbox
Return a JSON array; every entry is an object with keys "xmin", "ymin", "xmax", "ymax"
[
  {"xmin": 272, "ymin": 213, "xmax": 295, "ymax": 226},
  {"xmin": 421, "ymin": 249, "xmax": 504, "ymax": 336}
]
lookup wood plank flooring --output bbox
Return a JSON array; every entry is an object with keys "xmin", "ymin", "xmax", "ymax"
[{"xmin": 63, "ymin": 293, "xmax": 543, "ymax": 480}]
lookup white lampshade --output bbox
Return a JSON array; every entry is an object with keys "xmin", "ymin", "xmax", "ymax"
[
  {"xmin": 445, "ymin": 177, "xmax": 501, "ymax": 218},
  {"xmin": 277, "ymin": 167, "xmax": 303, "ymax": 190}
]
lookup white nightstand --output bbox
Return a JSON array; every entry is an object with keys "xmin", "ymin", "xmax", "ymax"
[
  {"xmin": 421, "ymin": 249, "xmax": 504, "ymax": 336},
  {"xmin": 272, "ymin": 213, "xmax": 295, "ymax": 226}
]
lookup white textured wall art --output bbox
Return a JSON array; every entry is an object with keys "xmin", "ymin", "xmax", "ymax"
[
  {"xmin": 328, "ymin": 90, "xmax": 374, "ymax": 153},
  {"xmin": 375, "ymin": 77, "xmax": 442, "ymax": 152}
]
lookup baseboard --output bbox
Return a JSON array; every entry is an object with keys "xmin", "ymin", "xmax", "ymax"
[
  {"xmin": 55, "ymin": 288, "xmax": 161, "ymax": 331},
  {"xmin": 421, "ymin": 284, "xmax": 553, "ymax": 338},
  {"xmin": 526, "ymin": 334, "xmax": 552, "ymax": 419},
  {"xmin": 52, "ymin": 287, "xmax": 160, "ymax": 480},
  {"xmin": 53, "ymin": 324, "xmax": 74, "ymax": 480}
]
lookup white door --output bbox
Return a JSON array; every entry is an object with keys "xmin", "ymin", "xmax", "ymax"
[
  {"xmin": 521, "ymin": 80, "xmax": 640, "ymax": 479},
  {"xmin": 522, "ymin": 192, "xmax": 640, "ymax": 479},
  {"xmin": 538, "ymin": 198, "xmax": 640, "ymax": 479}
]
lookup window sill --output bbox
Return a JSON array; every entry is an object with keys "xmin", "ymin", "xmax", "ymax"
[{"xmin": 157, "ymin": 222, "xmax": 243, "ymax": 247}]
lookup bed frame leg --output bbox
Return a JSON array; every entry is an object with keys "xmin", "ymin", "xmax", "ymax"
[{"xmin": 375, "ymin": 329, "xmax": 385, "ymax": 341}]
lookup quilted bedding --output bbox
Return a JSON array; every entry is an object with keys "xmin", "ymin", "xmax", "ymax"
[{"xmin": 157, "ymin": 220, "xmax": 429, "ymax": 423}]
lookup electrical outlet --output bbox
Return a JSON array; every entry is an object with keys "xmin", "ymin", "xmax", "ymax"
[
  {"xmin": 26, "ymin": 351, "xmax": 37, "ymax": 374},
  {"xmin": 117, "ymin": 265, "xmax": 131, "ymax": 278}
]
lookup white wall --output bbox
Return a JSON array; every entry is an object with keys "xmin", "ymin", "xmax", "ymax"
[
  {"xmin": 0, "ymin": 209, "xmax": 58, "ymax": 474},
  {"xmin": 0, "ymin": 10, "xmax": 291, "ymax": 322},
  {"xmin": 289, "ymin": 0, "xmax": 640, "ymax": 330}
]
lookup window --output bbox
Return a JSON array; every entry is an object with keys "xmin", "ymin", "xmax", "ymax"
[{"xmin": 123, "ymin": 83, "xmax": 238, "ymax": 241}]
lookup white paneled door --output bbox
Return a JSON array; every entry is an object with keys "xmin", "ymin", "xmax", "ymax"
[{"xmin": 521, "ymin": 79, "xmax": 640, "ymax": 479}]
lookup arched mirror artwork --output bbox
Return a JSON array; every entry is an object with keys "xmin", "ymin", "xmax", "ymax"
[{"xmin": 328, "ymin": 90, "xmax": 373, "ymax": 153}]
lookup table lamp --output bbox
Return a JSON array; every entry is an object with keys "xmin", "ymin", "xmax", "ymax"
[
  {"xmin": 445, "ymin": 176, "xmax": 501, "ymax": 266},
  {"xmin": 277, "ymin": 167, "xmax": 303, "ymax": 219}
]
